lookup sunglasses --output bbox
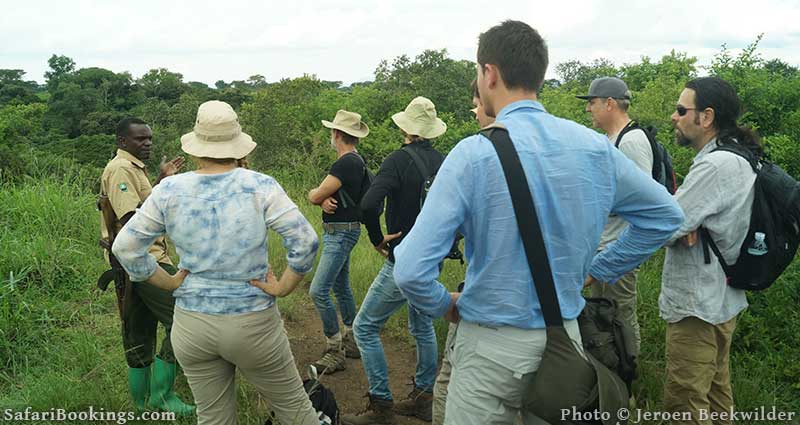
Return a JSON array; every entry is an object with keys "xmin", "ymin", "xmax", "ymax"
[{"xmin": 676, "ymin": 105, "xmax": 697, "ymax": 116}]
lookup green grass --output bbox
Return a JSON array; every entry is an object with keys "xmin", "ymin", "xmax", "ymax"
[{"xmin": 1, "ymin": 166, "xmax": 798, "ymax": 424}]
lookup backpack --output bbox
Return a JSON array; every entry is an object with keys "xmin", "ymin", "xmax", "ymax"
[
  {"xmin": 338, "ymin": 152, "xmax": 379, "ymax": 218},
  {"xmin": 401, "ymin": 146, "xmax": 464, "ymax": 263},
  {"xmin": 577, "ymin": 297, "xmax": 638, "ymax": 391},
  {"xmin": 699, "ymin": 142, "xmax": 800, "ymax": 291},
  {"xmin": 615, "ymin": 121, "xmax": 677, "ymax": 194},
  {"xmin": 401, "ymin": 146, "xmax": 436, "ymax": 209},
  {"xmin": 264, "ymin": 366, "xmax": 339, "ymax": 425}
]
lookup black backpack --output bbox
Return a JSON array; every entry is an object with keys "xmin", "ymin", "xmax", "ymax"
[
  {"xmin": 615, "ymin": 121, "xmax": 677, "ymax": 194},
  {"xmin": 401, "ymin": 146, "xmax": 437, "ymax": 209},
  {"xmin": 699, "ymin": 142, "xmax": 800, "ymax": 291},
  {"xmin": 402, "ymin": 146, "xmax": 464, "ymax": 263},
  {"xmin": 339, "ymin": 152, "xmax": 378, "ymax": 218},
  {"xmin": 578, "ymin": 297, "xmax": 638, "ymax": 392},
  {"xmin": 264, "ymin": 367, "xmax": 339, "ymax": 425}
]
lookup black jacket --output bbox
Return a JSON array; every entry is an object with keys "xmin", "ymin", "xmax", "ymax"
[{"xmin": 359, "ymin": 140, "xmax": 444, "ymax": 262}]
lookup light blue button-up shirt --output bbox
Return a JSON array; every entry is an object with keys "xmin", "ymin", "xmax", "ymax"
[
  {"xmin": 112, "ymin": 168, "xmax": 319, "ymax": 315},
  {"xmin": 394, "ymin": 100, "xmax": 684, "ymax": 329}
]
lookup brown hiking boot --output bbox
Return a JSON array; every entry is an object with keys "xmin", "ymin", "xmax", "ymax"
[
  {"xmin": 343, "ymin": 330, "xmax": 361, "ymax": 359},
  {"xmin": 393, "ymin": 387, "xmax": 433, "ymax": 422},
  {"xmin": 341, "ymin": 394, "xmax": 395, "ymax": 425},
  {"xmin": 311, "ymin": 347, "xmax": 346, "ymax": 375}
]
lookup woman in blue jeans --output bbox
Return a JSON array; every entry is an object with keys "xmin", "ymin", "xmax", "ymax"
[
  {"xmin": 307, "ymin": 110, "xmax": 371, "ymax": 373},
  {"xmin": 342, "ymin": 97, "xmax": 447, "ymax": 425}
]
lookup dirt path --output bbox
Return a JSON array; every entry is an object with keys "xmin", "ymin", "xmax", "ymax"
[{"xmin": 283, "ymin": 300, "xmax": 429, "ymax": 425}]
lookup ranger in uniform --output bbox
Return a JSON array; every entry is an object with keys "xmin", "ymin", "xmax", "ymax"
[{"xmin": 99, "ymin": 117, "xmax": 193, "ymax": 415}]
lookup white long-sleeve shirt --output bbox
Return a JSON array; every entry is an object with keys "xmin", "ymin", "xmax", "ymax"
[{"xmin": 660, "ymin": 139, "xmax": 753, "ymax": 324}]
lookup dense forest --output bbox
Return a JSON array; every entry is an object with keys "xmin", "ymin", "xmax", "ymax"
[
  {"xmin": 1, "ymin": 37, "xmax": 799, "ymax": 421},
  {"xmin": 2, "ymin": 37, "xmax": 798, "ymax": 186}
]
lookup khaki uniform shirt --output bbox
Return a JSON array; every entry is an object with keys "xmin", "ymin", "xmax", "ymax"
[{"xmin": 100, "ymin": 149, "xmax": 171, "ymax": 266}]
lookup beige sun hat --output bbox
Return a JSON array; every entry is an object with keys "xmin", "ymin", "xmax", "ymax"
[
  {"xmin": 391, "ymin": 96, "xmax": 447, "ymax": 139},
  {"xmin": 322, "ymin": 110, "xmax": 369, "ymax": 138},
  {"xmin": 180, "ymin": 100, "xmax": 257, "ymax": 159}
]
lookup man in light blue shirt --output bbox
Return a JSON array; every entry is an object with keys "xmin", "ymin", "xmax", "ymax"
[{"xmin": 393, "ymin": 20, "xmax": 683, "ymax": 424}]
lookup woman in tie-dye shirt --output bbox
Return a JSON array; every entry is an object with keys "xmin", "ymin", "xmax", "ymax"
[{"xmin": 113, "ymin": 101, "xmax": 326, "ymax": 425}]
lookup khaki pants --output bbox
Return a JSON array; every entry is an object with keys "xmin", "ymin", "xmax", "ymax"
[
  {"xmin": 171, "ymin": 306, "xmax": 319, "ymax": 425},
  {"xmin": 443, "ymin": 321, "xmax": 582, "ymax": 425},
  {"xmin": 432, "ymin": 323, "xmax": 457, "ymax": 425},
  {"xmin": 590, "ymin": 268, "xmax": 641, "ymax": 355},
  {"xmin": 664, "ymin": 316, "xmax": 736, "ymax": 425},
  {"xmin": 434, "ymin": 323, "xmax": 522, "ymax": 425}
]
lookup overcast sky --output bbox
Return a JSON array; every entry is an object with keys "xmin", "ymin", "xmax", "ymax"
[{"xmin": 2, "ymin": 0, "xmax": 798, "ymax": 86}]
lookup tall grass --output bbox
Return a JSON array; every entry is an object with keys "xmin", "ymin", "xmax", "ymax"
[{"xmin": 1, "ymin": 159, "xmax": 798, "ymax": 424}]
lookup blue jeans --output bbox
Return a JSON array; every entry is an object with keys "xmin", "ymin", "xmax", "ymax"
[
  {"xmin": 309, "ymin": 226, "xmax": 360, "ymax": 338},
  {"xmin": 353, "ymin": 260, "xmax": 438, "ymax": 401}
]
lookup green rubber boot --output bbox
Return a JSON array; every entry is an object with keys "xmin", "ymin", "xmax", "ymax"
[
  {"xmin": 128, "ymin": 366, "xmax": 151, "ymax": 411},
  {"xmin": 146, "ymin": 358, "xmax": 195, "ymax": 416}
]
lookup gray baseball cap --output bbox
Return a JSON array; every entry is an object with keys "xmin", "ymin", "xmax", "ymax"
[{"xmin": 576, "ymin": 77, "xmax": 631, "ymax": 100}]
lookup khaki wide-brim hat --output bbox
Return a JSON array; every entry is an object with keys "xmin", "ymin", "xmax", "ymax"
[
  {"xmin": 322, "ymin": 109, "xmax": 369, "ymax": 138},
  {"xmin": 392, "ymin": 96, "xmax": 447, "ymax": 139},
  {"xmin": 180, "ymin": 100, "xmax": 257, "ymax": 159}
]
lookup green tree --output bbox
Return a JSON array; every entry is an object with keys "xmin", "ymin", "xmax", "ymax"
[
  {"xmin": 620, "ymin": 51, "xmax": 697, "ymax": 91},
  {"xmin": 137, "ymin": 68, "xmax": 187, "ymax": 105},
  {"xmin": 555, "ymin": 58, "xmax": 618, "ymax": 88},
  {"xmin": 43, "ymin": 66, "xmax": 139, "ymax": 137},
  {"xmin": 0, "ymin": 103, "xmax": 47, "ymax": 180},
  {"xmin": 246, "ymin": 74, "xmax": 269, "ymax": 89},
  {"xmin": 38, "ymin": 134, "xmax": 116, "ymax": 168},
  {"xmin": 0, "ymin": 69, "xmax": 40, "ymax": 106},
  {"xmin": 44, "ymin": 54, "xmax": 76, "ymax": 90},
  {"xmin": 240, "ymin": 75, "xmax": 327, "ymax": 169},
  {"xmin": 373, "ymin": 49, "xmax": 476, "ymax": 121}
]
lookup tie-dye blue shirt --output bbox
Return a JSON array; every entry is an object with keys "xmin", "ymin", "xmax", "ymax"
[{"xmin": 112, "ymin": 168, "xmax": 319, "ymax": 315}]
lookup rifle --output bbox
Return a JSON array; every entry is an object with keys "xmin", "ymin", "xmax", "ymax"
[{"xmin": 97, "ymin": 195, "xmax": 132, "ymax": 323}]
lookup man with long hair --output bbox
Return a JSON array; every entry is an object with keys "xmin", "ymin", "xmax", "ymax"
[{"xmin": 661, "ymin": 77, "xmax": 759, "ymax": 424}]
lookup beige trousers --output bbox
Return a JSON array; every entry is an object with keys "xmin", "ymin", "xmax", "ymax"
[
  {"xmin": 432, "ymin": 323, "xmax": 457, "ymax": 425},
  {"xmin": 442, "ymin": 321, "xmax": 581, "ymax": 425},
  {"xmin": 171, "ymin": 306, "xmax": 319, "ymax": 425},
  {"xmin": 663, "ymin": 316, "xmax": 736, "ymax": 425}
]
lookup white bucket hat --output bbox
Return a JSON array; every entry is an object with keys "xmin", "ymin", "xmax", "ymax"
[
  {"xmin": 180, "ymin": 100, "xmax": 257, "ymax": 159},
  {"xmin": 321, "ymin": 110, "xmax": 369, "ymax": 138},
  {"xmin": 391, "ymin": 96, "xmax": 447, "ymax": 139}
]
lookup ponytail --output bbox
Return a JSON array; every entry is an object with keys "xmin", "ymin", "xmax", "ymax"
[{"xmin": 718, "ymin": 125, "xmax": 763, "ymax": 157}]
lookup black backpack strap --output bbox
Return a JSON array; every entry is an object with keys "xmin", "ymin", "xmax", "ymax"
[
  {"xmin": 338, "ymin": 152, "xmax": 368, "ymax": 209},
  {"xmin": 480, "ymin": 128, "xmax": 564, "ymax": 327},
  {"xmin": 616, "ymin": 121, "xmax": 664, "ymax": 181},
  {"xmin": 402, "ymin": 145, "xmax": 432, "ymax": 179},
  {"xmin": 699, "ymin": 142, "xmax": 758, "ymax": 273},
  {"xmin": 699, "ymin": 227, "xmax": 733, "ymax": 277},
  {"xmin": 710, "ymin": 143, "xmax": 759, "ymax": 172},
  {"xmin": 614, "ymin": 121, "xmax": 637, "ymax": 148}
]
